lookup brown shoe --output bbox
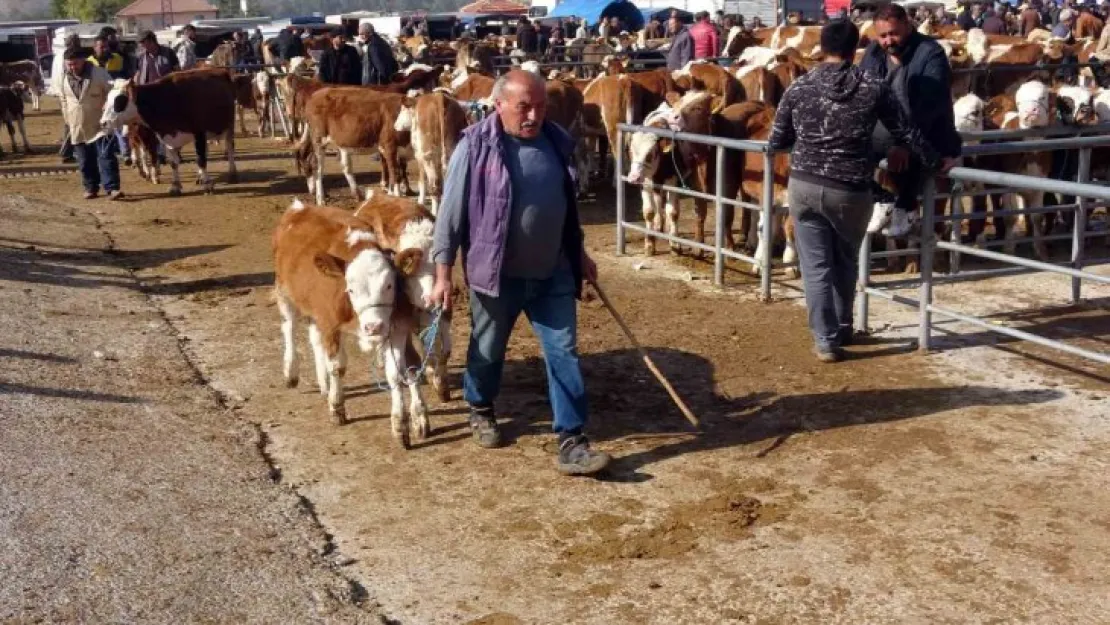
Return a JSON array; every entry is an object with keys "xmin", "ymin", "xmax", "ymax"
[
  {"xmin": 83, "ymin": 191, "xmax": 97, "ymax": 200},
  {"xmin": 107, "ymin": 190, "xmax": 124, "ymax": 201}
]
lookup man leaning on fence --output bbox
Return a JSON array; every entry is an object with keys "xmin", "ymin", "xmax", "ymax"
[
  {"xmin": 768, "ymin": 19, "xmax": 955, "ymax": 363},
  {"xmin": 429, "ymin": 70, "xmax": 611, "ymax": 476}
]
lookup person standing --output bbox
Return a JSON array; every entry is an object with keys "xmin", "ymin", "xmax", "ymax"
[
  {"xmin": 88, "ymin": 36, "xmax": 130, "ymax": 165},
  {"xmin": 135, "ymin": 30, "xmax": 178, "ymax": 85},
  {"xmin": 56, "ymin": 33, "xmax": 83, "ymax": 164},
  {"xmin": 59, "ymin": 49, "xmax": 122, "ymax": 201},
  {"xmin": 981, "ymin": 8, "xmax": 1009, "ymax": 33},
  {"xmin": 666, "ymin": 17, "xmax": 694, "ymax": 70},
  {"xmin": 250, "ymin": 27, "xmax": 265, "ymax": 64},
  {"xmin": 174, "ymin": 24, "xmax": 198, "ymax": 70},
  {"xmin": 768, "ymin": 20, "xmax": 953, "ymax": 362},
  {"xmin": 429, "ymin": 71, "xmax": 611, "ymax": 476},
  {"xmin": 644, "ymin": 17, "xmax": 663, "ymax": 39},
  {"xmin": 517, "ymin": 18, "xmax": 538, "ymax": 54},
  {"xmin": 318, "ymin": 31, "xmax": 362, "ymax": 86},
  {"xmin": 1053, "ymin": 8, "xmax": 1077, "ymax": 39},
  {"xmin": 575, "ymin": 19, "xmax": 588, "ymax": 39},
  {"xmin": 689, "ymin": 11, "xmax": 720, "ymax": 59},
  {"xmin": 356, "ymin": 23, "xmax": 398, "ymax": 86},
  {"xmin": 859, "ymin": 3, "xmax": 962, "ymax": 237},
  {"xmin": 1020, "ymin": 2, "xmax": 1043, "ymax": 34}
]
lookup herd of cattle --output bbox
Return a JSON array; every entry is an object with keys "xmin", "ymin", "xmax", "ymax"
[{"xmin": 1, "ymin": 22, "xmax": 1108, "ymax": 438}]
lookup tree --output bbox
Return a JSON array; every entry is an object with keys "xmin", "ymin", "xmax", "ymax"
[
  {"xmin": 56, "ymin": 0, "xmax": 129, "ymax": 22},
  {"xmin": 214, "ymin": 0, "xmax": 240, "ymax": 17}
]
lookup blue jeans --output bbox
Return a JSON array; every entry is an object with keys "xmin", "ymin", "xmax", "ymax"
[
  {"xmin": 116, "ymin": 130, "xmax": 130, "ymax": 158},
  {"xmin": 463, "ymin": 262, "xmax": 588, "ymax": 436},
  {"xmin": 73, "ymin": 136, "xmax": 120, "ymax": 193}
]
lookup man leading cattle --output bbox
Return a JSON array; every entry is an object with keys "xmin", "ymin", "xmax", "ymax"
[
  {"xmin": 859, "ymin": 4, "xmax": 961, "ymax": 237},
  {"xmin": 429, "ymin": 70, "xmax": 611, "ymax": 476}
]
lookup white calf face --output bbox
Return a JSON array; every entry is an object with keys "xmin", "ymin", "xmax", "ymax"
[
  {"xmin": 627, "ymin": 132, "xmax": 663, "ymax": 184},
  {"xmin": 1093, "ymin": 88, "xmax": 1110, "ymax": 122},
  {"xmin": 1055, "ymin": 85, "xmax": 1097, "ymax": 125},
  {"xmin": 953, "ymin": 94, "xmax": 985, "ymax": 132},
  {"xmin": 394, "ymin": 102, "xmax": 415, "ymax": 132},
  {"xmin": 1015, "ymin": 81, "xmax": 1051, "ymax": 129},
  {"xmin": 101, "ymin": 84, "xmax": 139, "ymax": 131},
  {"xmin": 345, "ymin": 247, "xmax": 397, "ymax": 342},
  {"xmin": 397, "ymin": 218, "xmax": 436, "ymax": 310}
]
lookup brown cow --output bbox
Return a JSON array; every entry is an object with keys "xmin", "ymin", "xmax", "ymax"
[
  {"xmin": 0, "ymin": 85, "xmax": 31, "ymax": 157},
  {"xmin": 0, "ymin": 60, "xmax": 45, "ymax": 111},
  {"xmin": 393, "ymin": 91, "xmax": 468, "ymax": 214},
  {"xmin": 671, "ymin": 61, "xmax": 742, "ymax": 111},
  {"xmin": 100, "ymin": 68, "xmax": 237, "ymax": 195},
  {"xmin": 581, "ymin": 73, "xmax": 647, "ymax": 179},
  {"xmin": 295, "ymin": 87, "xmax": 407, "ymax": 204},
  {"xmin": 273, "ymin": 198, "xmax": 429, "ymax": 446},
  {"xmin": 281, "ymin": 73, "xmax": 325, "ymax": 142}
]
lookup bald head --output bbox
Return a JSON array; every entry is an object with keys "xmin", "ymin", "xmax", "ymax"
[{"xmin": 494, "ymin": 70, "xmax": 547, "ymax": 139}]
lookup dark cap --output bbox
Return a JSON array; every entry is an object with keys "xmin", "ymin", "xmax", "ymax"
[{"xmin": 139, "ymin": 30, "xmax": 156, "ymax": 42}]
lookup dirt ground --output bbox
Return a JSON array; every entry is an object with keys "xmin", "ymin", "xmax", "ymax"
[{"xmin": 2, "ymin": 100, "xmax": 1108, "ymax": 624}]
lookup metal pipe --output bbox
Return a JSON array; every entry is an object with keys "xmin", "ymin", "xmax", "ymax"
[
  {"xmin": 935, "ymin": 241, "xmax": 1110, "ymax": 284},
  {"xmin": 616, "ymin": 126, "xmax": 626, "ymax": 256},
  {"xmin": 926, "ymin": 303, "xmax": 1110, "ymax": 365},
  {"xmin": 961, "ymin": 135, "xmax": 1110, "ymax": 156},
  {"xmin": 618, "ymin": 123, "xmax": 771, "ymax": 153},
  {"xmin": 855, "ymin": 232, "xmax": 872, "ymax": 334},
  {"xmin": 713, "ymin": 144, "xmax": 725, "ymax": 287},
  {"xmin": 959, "ymin": 123, "xmax": 1110, "ymax": 141},
  {"xmin": 945, "ymin": 165, "xmax": 1110, "ymax": 201},
  {"xmin": 759, "ymin": 152, "xmax": 775, "ymax": 302},
  {"xmin": 932, "ymin": 203, "xmax": 1083, "ymax": 223},
  {"xmin": 918, "ymin": 179, "xmax": 937, "ymax": 352},
  {"xmin": 1073, "ymin": 148, "xmax": 1091, "ymax": 302}
]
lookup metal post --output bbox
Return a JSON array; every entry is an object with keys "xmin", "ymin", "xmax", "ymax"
[
  {"xmin": 855, "ymin": 232, "xmax": 872, "ymax": 335},
  {"xmin": 1072, "ymin": 147, "xmax": 1091, "ymax": 303},
  {"xmin": 759, "ymin": 151, "xmax": 775, "ymax": 302},
  {"xmin": 918, "ymin": 179, "xmax": 937, "ymax": 352},
  {"xmin": 713, "ymin": 144, "xmax": 726, "ymax": 287},
  {"xmin": 616, "ymin": 126, "xmax": 627, "ymax": 256}
]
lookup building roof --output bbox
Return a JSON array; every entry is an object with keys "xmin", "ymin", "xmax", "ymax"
[
  {"xmin": 458, "ymin": 0, "xmax": 529, "ymax": 14},
  {"xmin": 116, "ymin": 0, "xmax": 218, "ymax": 18}
]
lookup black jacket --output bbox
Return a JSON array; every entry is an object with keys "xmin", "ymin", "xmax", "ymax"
[
  {"xmin": 362, "ymin": 34, "xmax": 398, "ymax": 85},
  {"xmin": 858, "ymin": 32, "xmax": 962, "ymax": 158},
  {"xmin": 517, "ymin": 27, "xmax": 538, "ymax": 54},
  {"xmin": 274, "ymin": 31, "xmax": 306, "ymax": 61},
  {"xmin": 768, "ymin": 62, "xmax": 940, "ymax": 189},
  {"xmin": 319, "ymin": 44, "xmax": 362, "ymax": 86}
]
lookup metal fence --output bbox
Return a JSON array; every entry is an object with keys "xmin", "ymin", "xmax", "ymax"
[{"xmin": 615, "ymin": 122, "xmax": 1110, "ymax": 365}]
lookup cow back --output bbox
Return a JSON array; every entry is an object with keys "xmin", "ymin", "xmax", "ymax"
[
  {"xmin": 306, "ymin": 87, "xmax": 404, "ymax": 149},
  {"xmin": 134, "ymin": 68, "xmax": 236, "ymax": 136}
]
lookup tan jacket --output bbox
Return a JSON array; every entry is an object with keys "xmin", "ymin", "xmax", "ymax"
[
  {"xmin": 58, "ymin": 63, "xmax": 112, "ymax": 144},
  {"xmin": 1096, "ymin": 23, "xmax": 1110, "ymax": 60}
]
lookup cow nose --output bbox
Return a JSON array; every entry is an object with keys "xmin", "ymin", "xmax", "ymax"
[{"xmin": 363, "ymin": 321, "xmax": 383, "ymax": 336}]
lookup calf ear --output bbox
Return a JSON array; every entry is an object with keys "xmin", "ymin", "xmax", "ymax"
[
  {"xmin": 395, "ymin": 248, "xmax": 425, "ymax": 276},
  {"xmin": 313, "ymin": 253, "xmax": 347, "ymax": 277},
  {"xmin": 664, "ymin": 90, "xmax": 682, "ymax": 106}
]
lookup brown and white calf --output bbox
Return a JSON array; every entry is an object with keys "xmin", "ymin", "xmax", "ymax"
[
  {"xmin": 393, "ymin": 91, "xmax": 468, "ymax": 215},
  {"xmin": 100, "ymin": 69, "xmax": 238, "ymax": 195},
  {"xmin": 0, "ymin": 60, "xmax": 45, "ymax": 111},
  {"xmin": 294, "ymin": 87, "xmax": 407, "ymax": 205},
  {"xmin": 0, "ymin": 85, "xmax": 31, "ymax": 156},
  {"xmin": 125, "ymin": 122, "xmax": 161, "ymax": 183},
  {"xmin": 273, "ymin": 199, "xmax": 430, "ymax": 445},
  {"xmin": 354, "ymin": 191, "xmax": 452, "ymax": 403}
]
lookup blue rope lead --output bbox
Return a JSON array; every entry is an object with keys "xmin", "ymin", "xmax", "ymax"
[{"xmin": 370, "ymin": 307, "xmax": 445, "ymax": 391}]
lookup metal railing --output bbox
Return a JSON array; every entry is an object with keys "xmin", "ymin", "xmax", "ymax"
[
  {"xmin": 616, "ymin": 122, "xmax": 1110, "ymax": 364},
  {"xmin": 615, "ymin": 122, "xmax": 783, "ymax": 300}
]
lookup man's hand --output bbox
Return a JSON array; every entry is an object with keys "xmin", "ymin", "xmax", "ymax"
[
  {"xmin": 886, "ymin": 146, "xmax": 910, "ymax": 173},
  {"xmin": 431, "ymin": 264, "xmax": 453, "ymax": 311},
  {"xmin": 581, "ymin": 250, "xmax": 598, "ymax": 286},
  {"xmin": 939, "ymin": 157, "xmax": 959, "ymax": 173}
]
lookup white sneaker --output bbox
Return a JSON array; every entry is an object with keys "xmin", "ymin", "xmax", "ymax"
[
  {"xmin": 883, "ymin": 207, "xmax": 913, "ymax": 238},
  {"xmin": 867, "ymin": 202, "xmax": 894, "ymax": 234}
]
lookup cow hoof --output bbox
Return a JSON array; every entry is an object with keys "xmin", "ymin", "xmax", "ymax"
[
  {"xmin": 903, "ymin": 260, "xmax": 919, "ymax": 275},
  {"xmin": 412, "ymin": 420, "xmax": 429, "ymax": 442},
  {"xmin": 330, "ymin": 405, "xmax": 347, "ymax": 426},
  {"xmin": 784, "ymin": 267, "xmax": 801, "ymax": 279},
  {"xmin": 284, "ymin": 375, "xmax": 299, "ymax": 389},
  {"xmin": 168, "ymin": 186, "xmax": 182, "ymax": 197},
  {"xmin": 400, "ymin": 429, "xmax": 412, "ymax": 450}
]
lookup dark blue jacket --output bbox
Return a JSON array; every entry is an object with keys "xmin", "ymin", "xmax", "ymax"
[{"xmin": 858, "ymin": 32, "xmax": 962, "ymax": 158}]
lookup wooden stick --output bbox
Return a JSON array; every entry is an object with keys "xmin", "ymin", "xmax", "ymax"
[{"xmin": 588, "ymin": 279, "xmax": 700, "ymax": 428}]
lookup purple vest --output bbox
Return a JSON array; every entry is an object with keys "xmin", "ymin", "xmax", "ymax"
[{"xmin": 463, "ymin": 114, "xmax": 584, "ymax": 298}]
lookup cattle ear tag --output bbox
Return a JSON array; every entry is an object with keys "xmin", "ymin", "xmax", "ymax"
[
  {"xmin": 313, "ymin": 253, "xmax": 346, "ymax": 277},
  {"xmin": 397, "ymin": 249, "xmax": 424, "ymax": 276}
]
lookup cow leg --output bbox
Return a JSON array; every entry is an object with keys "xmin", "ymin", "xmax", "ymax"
[
  {"xmin": 1001, "ymin": 193, "xmax": 1020, "ymax": 257},
  {"xmin": 693, "ymin": 198, "xmax": 708, "ymax": 259},
  {"xmin": 166, "ymin": 145, "xmax": 183, "ymax": 196},
  {"xmin": 1028, "ymin": 191, "xmax": 1050, "ymax": 261},
  {"xmin": 4, "ymin": 118, "xmax": 16, "ymax": 152},
  {"xmin": 665, "ymin": 191, "xmax": 681, "ymax": 255},
  {"xmin": 575, "ymin": 137, "xmax": 590, "ymax": 198},
  {"xmin": 751, "ymin": 210, "xmax": 781, "ymax": 276},
  {"xmin": 224, "ymin": 128, "xmax": 237, "ymax": 184},
  {"xmin": 276, "ymin": 290, "xmax": 300, "ymax": 388},
  {"xmin": 403, "ymin": 329, "xmax": 429, "ymax": 443},
  {"xmin": 194, "ymin": 132, "xmax": 214, "ymax": 193},
  {"xmin": 640, "ymin": 186, "xmax": 658, "ymax": 256},
  {"xmin": 382, "ymin": 330, "xmax": 412, "ymax": 448},
  {"xmin": 314, "ymin": 143, "xmax": 326, "ymax": 205},
  {"xmin": 16, "ymin": 116, "xmax": 30, "ymax": 152},
  {"xmin": 307, "ymin": 323, "xmax": 330, "ymax": 397},
  {"xmin": 237, "ymin": 104, "xmax": 247, "ymax": 136},
  {"xmin": 31, "ymin": 90, "xmax": 39, "ymax": 112},
  {"xmin": 416, "ymin": 159, "xmax": 428, "ymax": 206},
  {"xmin": 147, "ymin": 143, "xmax": 161, "ymax": 184},
  {"xmin": 339, "ymin": 148, "xmax": 359, "ymax": 199},
  {"xmin": 782, "ymin": 215, "xmax": 799, "ymax": 279},
  {"xmin": 323, "ymin": 331, "xmax": 346, "ymax": 425}
]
